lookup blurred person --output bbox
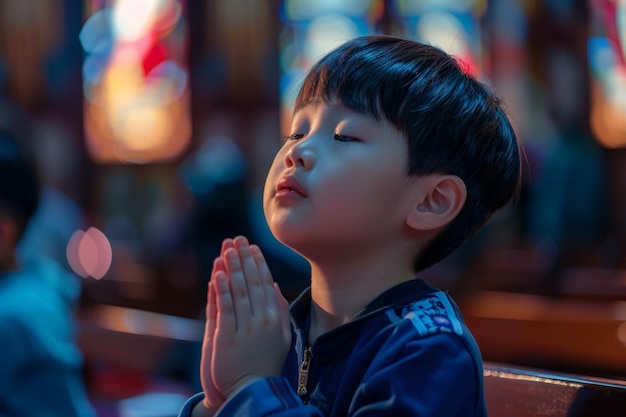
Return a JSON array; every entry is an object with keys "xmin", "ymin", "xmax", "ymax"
[
  {"xmin": 17, "ymin": 115, "xmax": 87, "ymax": 271},
  {"xmin": 527, "ymin": 47, "xmax": 610, "ymax": 275},
  {"xmin": 0, "ymin": 128, "xmax": 95, "ymax": 416},
  {"xmin": 181, "ymin": 133, "xmax": 251, "ymax": 284}
]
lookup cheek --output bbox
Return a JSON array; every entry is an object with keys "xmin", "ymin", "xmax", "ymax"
[
  {"xmin": 264, "ymin": 153, "xmax": 283, "ymax": 187},
  {"xmin": 262, "ymin": 155, "xmax": 283, "ymax": 204},
  {"xmin": 331, "ymin": 162, "xmax": 403, "ymax": 195},
  {"xmin": 321, "ymin": 166, "xmax": 405, "ymax": 215}
]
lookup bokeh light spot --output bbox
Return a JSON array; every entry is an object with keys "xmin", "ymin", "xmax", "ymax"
[{"xmin": 66, "ymin": 227, "xmax": 113, "ymax": 280}]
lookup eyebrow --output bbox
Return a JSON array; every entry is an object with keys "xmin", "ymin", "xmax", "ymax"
[
  {"xmin": 295, "ymin": 98, "xmax": 323, "ymax": 113},
  {"xmin": 296, "ymin": 96, "xmax": 359, "ymax": 115}
]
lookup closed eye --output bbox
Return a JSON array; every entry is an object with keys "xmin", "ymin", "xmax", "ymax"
[
  {"xmin": 333, "ymin": 133, "xmax": 359, "ymax": 142},
  {"xmin": 284, "ymin": 133, "xmax": 304, "ymax": 141}
]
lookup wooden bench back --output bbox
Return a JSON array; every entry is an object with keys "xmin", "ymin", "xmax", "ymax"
[{"xmin": 484, "ymin": 362, "xmax": 626, "ymax": 417}]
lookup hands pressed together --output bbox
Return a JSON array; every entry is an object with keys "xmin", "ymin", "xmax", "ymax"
[{"xmin": 198, "ymin": 236, "xmax": 292, "ymax": 415}]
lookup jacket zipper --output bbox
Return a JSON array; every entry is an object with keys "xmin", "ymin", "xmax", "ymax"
[{"xmin": 297, "ymin": 346, "xmax": 312, "ymax": 400}]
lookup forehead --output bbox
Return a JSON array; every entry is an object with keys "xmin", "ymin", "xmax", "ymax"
[
  {"xmin": 291, "ymin": 100, "xmax": 406, "ymax": 142},
  {"xmin": 292, "ymin": 99, "xmax": 372, "ymax": 125},
  {"xmin": 293, "ymin": 96, "xmax": 380, "ymax": 124}
]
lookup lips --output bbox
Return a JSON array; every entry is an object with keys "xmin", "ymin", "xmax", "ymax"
[{"xmin": 276, "ymin": 176, "xmax": 307, "ymax": 197}]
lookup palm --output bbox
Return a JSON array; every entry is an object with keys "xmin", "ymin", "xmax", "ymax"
[{"xmin": 200, "ymin": 261, "xmax": 227, "ymax": 410}]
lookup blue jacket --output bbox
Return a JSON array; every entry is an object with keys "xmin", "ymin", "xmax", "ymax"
[
  {"xmin": 178, "ymin": 279, "xmax": 487, "ymax": 416},
  {"xmin": 0, "ymin": 258, "xmax": 95, "ymax": 417}
]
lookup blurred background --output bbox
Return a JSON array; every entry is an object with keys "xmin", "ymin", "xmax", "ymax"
[{"xmin": 1, "ymin": 0, "xmax": 626, "ymax": 414}]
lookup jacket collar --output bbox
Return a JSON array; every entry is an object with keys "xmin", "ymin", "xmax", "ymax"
[{"xmin": 289, "ymin": 279, "xmax": 439, "ymax": 334}]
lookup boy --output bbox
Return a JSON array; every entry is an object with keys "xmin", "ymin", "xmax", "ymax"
[
  {"xmin": 0, "ymin": 129, "xmax": 95, "ymax": 416},
  {"xmin": 179, "ymin": 34, "xmax": 521, "ymax": 416}
]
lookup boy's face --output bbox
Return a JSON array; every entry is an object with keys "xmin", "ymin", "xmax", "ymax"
[{"xmin": 263, "ymin": 99, "xmax": 423, "ymax": 257}]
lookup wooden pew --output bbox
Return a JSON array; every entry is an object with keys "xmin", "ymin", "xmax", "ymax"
[
  {"xmin": 460, "ymin": 290, "xmax": 626, "ymax": 375},
  {"xmin": 556, "ymin": 266, "xmax": 626, "ymax": 301},
  {"xmin": 79, "ymin": 302, "xmax": 626, "ymax": 417},
  {"xmin": 77, "ymin": 305, "xmax": 202, "ymax": 415},
  {"xmin": 484, "ymin": 362, "xmax": 626, "ymax": 417},
  {"xmin": 77, "ymin": 304, "xmax": 203, "ymax": 375}
]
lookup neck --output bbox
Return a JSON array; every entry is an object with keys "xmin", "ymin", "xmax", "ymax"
[{"xmin": 306, "ymin": 252, "xmax": 415, "ymax": 344}]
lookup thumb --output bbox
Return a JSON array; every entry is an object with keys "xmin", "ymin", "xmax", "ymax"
[{"xmin": 274, "ymin": 283, "xmax": 291, "ymax": 339}]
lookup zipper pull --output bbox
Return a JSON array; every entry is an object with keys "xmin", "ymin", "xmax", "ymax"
[{"xmin": 297, "ymin": 346, "xmax": 312, "ymax": 397}]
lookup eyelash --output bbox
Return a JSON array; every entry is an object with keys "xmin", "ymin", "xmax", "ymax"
[
  {"xmin": 284, "ymin": 133, "xmax": 359, "ymax": 142},
  {"xmin": 333, "ymin": 133, "xmax": 358, "ymax": 142},
  {"xmin": 285, "ymin": 133, "xmax": 303, "ymax": 140}
]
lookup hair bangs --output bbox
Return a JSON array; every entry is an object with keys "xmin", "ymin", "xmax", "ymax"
[{"xmin": 294, "ymin": 48, "xmax": 388, "ymax": 122}]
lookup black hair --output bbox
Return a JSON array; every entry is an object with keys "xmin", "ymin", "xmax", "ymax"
[
  {"xmin": 0, "ymin": 128, "xmax": 40, "ymax": 238},
  {"xmin": 295, "ymin": 35, "xmax": 521, "ymax": 271}
]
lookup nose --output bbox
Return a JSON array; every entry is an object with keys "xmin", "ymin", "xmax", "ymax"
[{"xmin": 284, "ymin": 138, "xmax": 315, "ymax": 169}]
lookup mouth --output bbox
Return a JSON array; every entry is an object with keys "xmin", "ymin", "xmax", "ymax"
[{"xmin": 277, "ymin": 176, "xmax": 307, "ymax": 197}]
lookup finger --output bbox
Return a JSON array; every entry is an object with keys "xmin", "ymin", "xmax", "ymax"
[
  {"xmin": 206, "ymin": 260, "xmax": 221, "ymax": 335},
  {"xmin": 203, "ymin": 280, "xmax": 216, "ymax": 371},
  {"xmin": 274, "ymin": 282, "xmax": 290, "ymax": 314},
  {"xmin": 202, "ymin": 280, "xmax": 227, "ymax": 407},
  {"xmin": 209, "ymin": 257, "xmax": 226, "ymax": 336},
  {"xmin": 274, "ymin": 282, "xmax": 292, "ymax": 338},
  {"xmin": 250, "ymin": 244, "xmax": 278, "ymax": 311},
  {"xmin": 202, "ymin": 281, "xmax": 214, "ymax": 355},
  {"xmin": 215, "ymin": 269, "xmax": 237, "ymax": 335},
  {"xmin": 220, "ymin": 238, "xmax": 234, "ymax": 259},
  {"xmin": 234, "ymin": 237, "xmax": 265, "ymax": 316},
  {"xmin": 211, "ymin": 256, "xmax": 226, "ymax": 282},
  {"xmin": 223, "ymin": 247, "xmax": 251, "ymax": 333}
]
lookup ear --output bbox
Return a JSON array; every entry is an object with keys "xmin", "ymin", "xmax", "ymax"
[{"xmin": 406, "ymin": 175, "xmax": 467, "ymax": 232}]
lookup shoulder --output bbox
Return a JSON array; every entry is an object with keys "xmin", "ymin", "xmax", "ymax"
[
  {"xmin": 377, "ymin": 290, "xmax": 485, "ymax": 376},
  {"xmin": 385, "ymin": 291, "xmax": 466, "ymax": 338},
  {"xmin": 0, "ymin": 286, "xmax": 40, "ymax": 333},
  {"xmin": 0, "ymin": 268, "xmax": 72, "ymax": 344},
  {"xmin": 354, "ymin": 293, "xmax": 486, "ymax": 416},
  {"xmin": 0, "ymin": 272, "xmax": 37, "ymax": 319},
  {"xmin": 0, "ymin": 272, "xmax": 47, "ymax": 318}
]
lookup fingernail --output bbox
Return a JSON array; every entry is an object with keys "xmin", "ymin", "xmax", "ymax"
[
  {"xmin": 236, "ymin": 235, "xmax": 249, "ymax": 246},
  {"xmin": 226, "ymin": 248, "xmax": 237, "ymax": 259}
]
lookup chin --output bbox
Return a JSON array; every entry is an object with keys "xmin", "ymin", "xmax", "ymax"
[
  {"xmin": 269, "ymin": 227, "xmax": 310, "ymax": 256},
  {"xmin": 269, "ymin": 226, "xmax": 298, "ymax": 246}
]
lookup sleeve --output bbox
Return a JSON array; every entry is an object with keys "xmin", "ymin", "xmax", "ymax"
[
  {"xmin": 178, "ymin": 335, "xmax": 483, "ymax": 417},
  {"xmin": 177, "ymin": 392, "xmax": 205, "ymax": 416},
  {"xmin": 177, "ymin": 378, "xmax": 325, "ymax": 417},
  {"xmin": 0, "ymin": 311, "xmax": 96, "ymax": 417},
  {"xmin": 177, "ymin": 330, "xmax": 484, "ymax": 417},
  {"xmin": 350, "ymin": 333, "xmax": 485, "ymax": 417},
  {"xmin": 0, "ymin": 313, "xmax": 24, "ymax": 394}
]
